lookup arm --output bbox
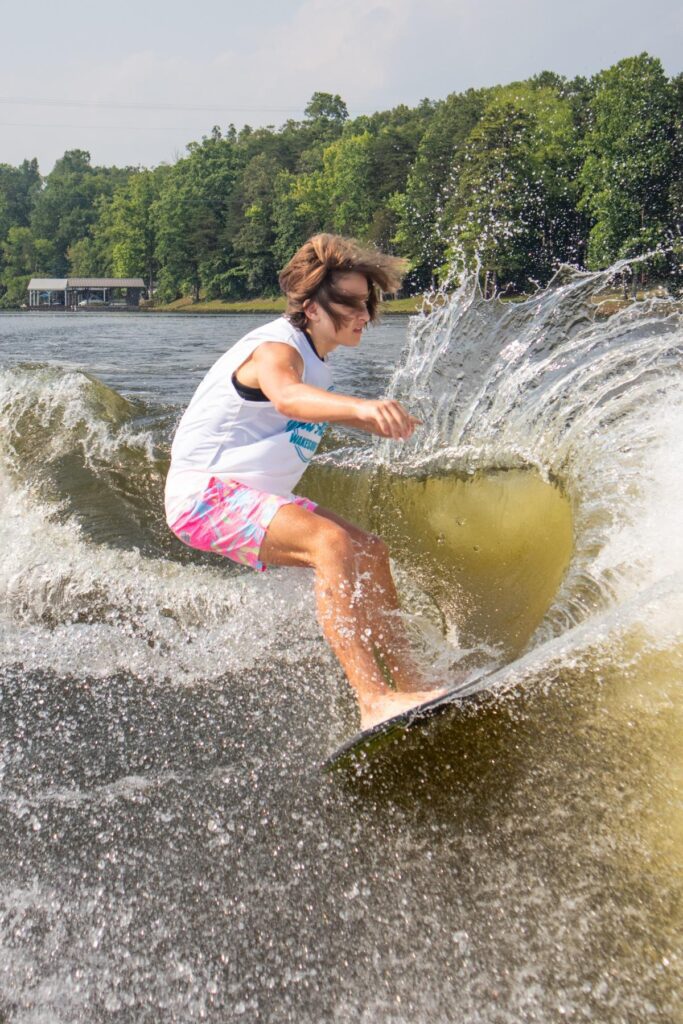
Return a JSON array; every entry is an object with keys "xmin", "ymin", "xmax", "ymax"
[{"xmin": 253, "ymin": 343, "xmax": 421, "ymax": 441}]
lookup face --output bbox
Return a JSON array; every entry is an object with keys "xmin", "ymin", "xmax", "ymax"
[{"xmin": 304, "ymin": 271, "xmax": 371, "ymax": 354}]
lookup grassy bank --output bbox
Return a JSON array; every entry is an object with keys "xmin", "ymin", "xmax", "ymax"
[{"xmin": 146, "ymin": 295, "xmax": 425, "ymax": 315}]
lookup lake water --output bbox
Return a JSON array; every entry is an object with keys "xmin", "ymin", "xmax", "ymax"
[{"xmin": 0, "ymin": 271, "xmax": 681, "ymax": 1022}]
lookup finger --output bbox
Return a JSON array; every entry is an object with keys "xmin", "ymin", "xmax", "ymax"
[
  {"xmin": 391, "ymin": 406, "xmax": 416, "ymax": 439},
  {"xmin": 376, "ymin": 409, "xmax": 398, "ymax": 438},
  {"xmin": 392, "ymin": 404, "xmax": 421, "ymax": 437},
  {"xmin": 375, "ymin": 404, "xmax": 401, "ymax": 438},
  {"xmin": 383, "ymin": 402, "xmax": 410, "ymax": 438}
]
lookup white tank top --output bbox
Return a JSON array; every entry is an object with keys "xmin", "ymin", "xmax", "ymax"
[{"xmin": 165, "ymin": 317, "xmax": 333, "ymax": 524}]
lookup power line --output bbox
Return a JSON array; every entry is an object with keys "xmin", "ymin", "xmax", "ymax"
[
  {"xmin": 0, "ymin": 96, "xmax": 312, "ymax": 114},
  {"xmin": 0, "ymin": 121, "xmax": 214, "ymax": 132}
]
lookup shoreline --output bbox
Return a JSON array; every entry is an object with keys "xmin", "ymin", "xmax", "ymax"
[
  {"xmin": 5, "ymin": 290, "xmax": 671, "ymax": 317},
  {"xmin": 143, "ymin": 296, "xmax": 425, "ymax": 315},
  {"xmin": 2, "ymin": 296, "xmax": 425, "ymax": 315}
]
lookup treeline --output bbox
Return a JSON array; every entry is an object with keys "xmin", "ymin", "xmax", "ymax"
[{"xmin": 1, "ymin": 53, "xmax": 681, "ymax": 307}]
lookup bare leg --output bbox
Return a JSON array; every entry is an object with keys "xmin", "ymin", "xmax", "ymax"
[
  {"xmin": 314, "ymin": 507, "xmax": 432, "ymax": 693},
  {"xmin": 258, "ymin": 504, "xmax": 445, "ymax": 729}
]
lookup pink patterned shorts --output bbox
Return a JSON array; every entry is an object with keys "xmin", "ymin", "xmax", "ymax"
[{"xmin": 169, "ymin": 476, "xmax": 317, "ymax": 572}]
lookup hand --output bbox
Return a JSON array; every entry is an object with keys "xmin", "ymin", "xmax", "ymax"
[{"xmin": 356, "ymin": 398, "xmax": 422, "ymax": 440}]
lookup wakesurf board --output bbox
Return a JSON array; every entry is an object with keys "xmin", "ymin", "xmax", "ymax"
[{"xmin": 324, "ymin": 673, "xmax": 496, "ymax": 771}]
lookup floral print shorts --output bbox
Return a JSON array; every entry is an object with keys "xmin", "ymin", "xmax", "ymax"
[{"xmin": 169, "ymin": 476, "xmax": 317, "ymax": 572}]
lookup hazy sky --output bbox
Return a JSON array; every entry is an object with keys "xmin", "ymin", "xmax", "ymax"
[{"xmin": 2, "ymin": 0, "xmax": 681, "ymax": 172}]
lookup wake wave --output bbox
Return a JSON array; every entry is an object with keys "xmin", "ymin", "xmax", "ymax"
[
  {"xmin": 0, "ymin": 268, "xmax": 681, "ymax": 693},
  {"xmin": 377, "ymin": 266, "xmax": 683, "ymax": 642}
]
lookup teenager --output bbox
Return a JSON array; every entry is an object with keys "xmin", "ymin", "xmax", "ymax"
[{"xmin": 166, "ymin": 234, "xmax": 444, "ymax": 729}]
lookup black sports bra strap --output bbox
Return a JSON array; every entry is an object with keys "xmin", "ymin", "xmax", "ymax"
[{"xmin": 231, "ymin": 372, "xmax": 269, "ymax": 402}]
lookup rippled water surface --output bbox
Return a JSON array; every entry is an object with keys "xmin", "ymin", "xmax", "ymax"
[{"xmin": 0, "ymin": 278, "xmax": 681, "ymax": 1023}]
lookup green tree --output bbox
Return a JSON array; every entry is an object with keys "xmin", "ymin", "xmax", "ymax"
[
  {"xmin": 66, "ymin": 192, "xmax": 117, "ymax": 275},
  {"xmin": 66, "ymin": 235, "xmax": 103, "ymax": 276},
  {"xmin": 323, "ymin": 132, "xmax": 376, "ymax": 237},
  {"xmin": 272, "ymin": 167, "xmax": 330, "ymax": 270},
  {"xmin": 101, "ymin": 166, "xmax": 168, "ymax": 291},
  {"xmin": 0, "ymin": 159, "xmax": 41, "ymax": 241},
  {"xmin": 303, "ymin": 92, "xmax": 348, "ymax": 146},
  {"xmin": 344, "ymin": 102, "xmax": 434, "ymax": 250},
  {"xmin": 0, "ymin": 159, "xmax": 42, "ymax": 302},
  {"xmin": 393, "ymin": 89, "xmax": 490, "ymax": 287},
  {"xmin": 153, "ymin": 131, "xmax": 239, "ymax": 301},
  {"xmin": 0, "ymin": 226, "xmax": 55, "ymax": 307},
  {"xmin": 230, "ymin": 153, "xmax": 284, "ymax": 294},
  {"xmin": 450, "ymin": 101, "xmax": 540, "ymax": 292},
  {"xmin": 445, "ymin": 84, "xmax": 580, "ymax": 292},
  {"xmin": 31, "ymin": 150, "xmax": 129, "ymax": 275},
  {"xmin": 578, "ymin": 54, "xmax": 677, "ymax": 268},
  {"xmin": 290, "ymin": 92, "xmax": 350, "ymax": 175},
  {"xmin": 153, "ymin": 159, "xmax": 203, "ymax": 301},
  {"xmin": 271, "ymin": 103, "xmax": 434, "ymax": 272},
  {"xmin": 668, "ymin": 73, "xmax": 683, "ymax": 277}
]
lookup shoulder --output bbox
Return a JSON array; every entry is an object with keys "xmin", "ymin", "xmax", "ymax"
[
  {"xmin": 238, "ymin": 317, "xmax": 302, "ymax": 354},
  {"xmin": 250, "ymin": 317, "xmax": 306, "ymax": 364},
  {"xmin": 252, "ymin": 340, "xmax": 304, "ymax": 370},
  {"xmin": 247, "ymin": 316, "xmax": 302, "ymax": 345}
]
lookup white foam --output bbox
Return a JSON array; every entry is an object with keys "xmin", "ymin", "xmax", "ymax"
[
  {"xmin": 0, "ymin": 467, "xmax": 321, "ymax": 684},
  {"xmin": 381, "ymin": 269, "xmax": 683, "ymax": 644}
]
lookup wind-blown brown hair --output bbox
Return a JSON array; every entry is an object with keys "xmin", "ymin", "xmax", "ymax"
[{"xmin": 279, "ymin": 233, "xmax": 407, "ymax": 330}]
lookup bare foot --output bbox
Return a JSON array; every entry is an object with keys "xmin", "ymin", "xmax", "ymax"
[{"xmin": 360, "ymin": 687, "xmax": 448, "ymax": 731}]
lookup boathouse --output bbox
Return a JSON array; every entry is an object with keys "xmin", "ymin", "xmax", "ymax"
[{"xmin": 27, "ymin": 277, "xmax": 145, "ymax": 310}]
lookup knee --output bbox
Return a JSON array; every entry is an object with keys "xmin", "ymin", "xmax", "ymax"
[
  {"xmin": 357, "ymin": 531, "xmax": 390, "ymax": 566},
  {"xmin": 314, "ymin": 521, "xmax": 356, "ymax": 569}
]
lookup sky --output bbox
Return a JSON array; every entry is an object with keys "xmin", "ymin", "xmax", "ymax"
[{"xmin": 2, "ymin": 0, "xmax": 681, "ymax": 173}]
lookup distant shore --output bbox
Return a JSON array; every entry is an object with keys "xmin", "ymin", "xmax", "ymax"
[
  {"xmin": 142, "ymin": 292, "xmax": 661, "ymax": 317},
  {"xmin": 9, "ymin": 287, "xmax": 670, "ymax": 317},
  {"xmin": 145, "ymin": 295, "xmax": 425, "ymax": 315}
]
